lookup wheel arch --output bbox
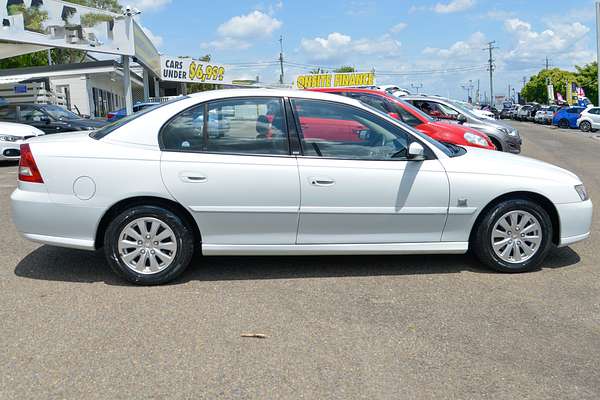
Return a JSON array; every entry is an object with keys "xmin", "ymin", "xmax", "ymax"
[
  {"xmin": 94, "ymin": 196, "xmax": 202, "ymax": 249},
  {"xmin": 469, "ymin": 191, "xmax": 560, "ymax": 246}
]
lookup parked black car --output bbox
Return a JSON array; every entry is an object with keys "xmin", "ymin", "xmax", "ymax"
[{"xmin": 0, "ymin": 104, "xmax": 106, "ymax": 134}]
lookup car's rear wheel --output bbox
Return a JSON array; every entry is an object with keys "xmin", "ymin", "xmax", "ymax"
[
  {"xmin": 558, "ymin": 119, "xmax": 570, "ymax": 129},
  {"xmin": 472, "ymin": 199, "xmax": 553, "ymax": 273},
  {"xmin": 580, "ymin": 121, "xmax": 592, "ymax": 132},
  {"xmin": 104, "ymin": 205, "xmax": 195, "ymax": 285}
]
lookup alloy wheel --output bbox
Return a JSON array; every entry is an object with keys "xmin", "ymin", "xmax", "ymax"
[
  {"xmin": 491, "ymin": 210, "xmax": 542, "ymax": 264},
  {"xmin": 117, "ymin": 217, "xmax": 178, "ymax": 274},
  {"xmin": 581, "ymin": 121, "xmax": 591, "ymax": 132}
]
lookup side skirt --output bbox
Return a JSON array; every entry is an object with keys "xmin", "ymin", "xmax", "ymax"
[{"xmin": 202, "ymin": 242, "xmax": 469, "ymax": 256}]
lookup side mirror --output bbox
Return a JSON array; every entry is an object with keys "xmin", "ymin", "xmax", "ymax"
[
  {"xmin": 408, "ymin": 142, "xmax": 426, "ymax": 161},
  {"xmin": 40, "ymin": 116, "xmax": 51, "ymax": 124},
  {"xmin": 457, "ymin": 114, "xmax": 468, "ymax": 124},
  {"xmin": 387, "ymin": 112, "xmax": 400, "ymax": 120}
]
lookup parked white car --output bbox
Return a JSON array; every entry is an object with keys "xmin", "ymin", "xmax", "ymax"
[
  {"xmin": 11, "ymin": 89, "xmax": 593, "ymax": 285},
  {"xmin": 576, "ymin": 107, "xmax": 600, "ymax": 132},
  {"xmin": 0, "ymin": 121, "xmax": 45, "ymax": 161}
]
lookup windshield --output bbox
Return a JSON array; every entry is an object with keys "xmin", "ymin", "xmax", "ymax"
[
  {"xmin": 361, "ymin": 102, "xmax": 456, "ymax": 157},
  {"xmin": 90, "ymin": 96, "xmax": 188, "ymax": 140},
  {"xmin": 43, "ymin": 105, "xmax": 80, "ymax": 120}
]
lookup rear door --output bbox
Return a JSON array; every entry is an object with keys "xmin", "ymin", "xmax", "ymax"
[{"xmin": 160, "ymin": 96, "xmax": 301, "ymax": 247}]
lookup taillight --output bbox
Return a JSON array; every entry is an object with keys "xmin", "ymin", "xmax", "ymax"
[
  {"xmin": 107, "ymin": 113, "xmax": 115, "ymax": 119},
  {"xmin": 18, "ymin": 143, "xmax": 44, "ymax": 183}
]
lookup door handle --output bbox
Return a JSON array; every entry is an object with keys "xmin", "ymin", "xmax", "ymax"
[
  {"xmin": 179, "ymin": 172, "xmax": 208, "ymax": 183},
  {"xmin": 309, "ymin": 177, "xmax": 335, "ymax": 186}
]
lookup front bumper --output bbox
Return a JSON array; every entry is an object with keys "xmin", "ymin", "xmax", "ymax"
[
  {"xmin": 0, "ymin": 140, "xmax": 23, "ymax": 160},
  {"xmin": 556, "ymin": 199, "xmax": 593, "ymax": 247}
]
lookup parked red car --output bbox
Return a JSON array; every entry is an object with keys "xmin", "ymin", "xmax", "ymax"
[{"xmin": 309, "ymin": 88, "xmax": 496, "ymax": 150}]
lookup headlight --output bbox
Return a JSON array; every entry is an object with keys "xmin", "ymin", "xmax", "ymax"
[
  {"xmin": 463, "ymin": 132, "xmax": 488, "ymax": 147},
  {"xmin": 575, "ymin": 184, "xmax": 589, "ymax": 201},
  {"xmin": 0, "ymin": 135, "xmax": 19, "ymax": 142}
]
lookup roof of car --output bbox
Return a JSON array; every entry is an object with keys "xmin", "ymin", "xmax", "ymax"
[{"xmin": 187, "ymin": 88, "xmax": 365, "ymax": 108}]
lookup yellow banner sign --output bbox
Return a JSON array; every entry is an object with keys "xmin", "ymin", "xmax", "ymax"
[{"xmin": 295, "ymin": 72, "xmax": 375, "ymax": 89}]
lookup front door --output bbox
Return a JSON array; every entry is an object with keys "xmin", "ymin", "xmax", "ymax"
[
  {"xmin": 160, "ymin": 97, "xmax": 300, "ymax": 247},
  {"xmin": 290, "ymin": 98, "xmax": 449, "ymax": 244}
]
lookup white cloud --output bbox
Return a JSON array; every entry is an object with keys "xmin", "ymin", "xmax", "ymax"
[
  {"xmin": 124, "ymin": 0, "xmax": 172, "ymax": 12},
  {"xmin": 390, "ymin": 22, "xmax": 408, "ymax": 33},
  {"xmin": 300, "ymin": 32, "xmax": 401, "ymax": 63},
  {"xmin": 217, "ymin": 10, "xmax": 282, "ymax": 39},
  {"xmin": 203, "ymin": 10, "xmax": 282, "ymax": 49},
  {"xmin": 422, "ymin": 31, "xmax": 486, "ymax": 60},
  {"xmin": 503, "ymin": 18, "xmax": 593, "ymax": 68},
  {"xmin": 433, "ymin": 0, "xmax": 475, "ymax": 14}
]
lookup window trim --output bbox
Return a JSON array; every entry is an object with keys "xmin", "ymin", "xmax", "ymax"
[
  {"xmin": 158, "ymin": 96, "xmax": 295, "ymax": 158},
  {"xmin": 287, "ymin": 97, "xmax": 436, "ymax": 161}
]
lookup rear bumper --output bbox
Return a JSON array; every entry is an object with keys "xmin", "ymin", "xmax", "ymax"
[
  {"xmin": 11, "ymin": 186, "xmax": 102, "ymax": 251},
  {"xmin": 556, "ymin": 199, "xmax": 593, "ymax": 247}
]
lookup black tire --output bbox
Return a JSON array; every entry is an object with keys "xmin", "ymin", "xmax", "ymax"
[
  {"xmin": 472, "ymin": 199, "xmax": 553, "ymax": 273},
  {"xmin": 558, "ymin": 119, "xmax": 569, "ymax": 129},
  {"xmin": 490, "ymin": 137, "xmax": 502, "ymax": 152},
  {"xmin": 104, "ymin": 205, "xmax": 195, "ymax": 285},
  {"xmin": 580, "ymin": 121, "xmax": 592, "ymax": 132}
]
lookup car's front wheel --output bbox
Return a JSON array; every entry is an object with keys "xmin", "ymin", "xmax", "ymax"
[
  {"xmin": 580, "ymin": 121, "xmax": 592, "ymax": 132},
  {"xmin": 472, "ymin": 199, "xmax": 553, "ymax": 273},
  {"xmin": 104, "ymin": 205, "xmax": 195, "ymax": 285}
]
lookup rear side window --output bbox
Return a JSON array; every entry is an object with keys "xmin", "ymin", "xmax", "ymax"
[
  {"xmin": 161, "ymin": 97, "xmax": 290, "ymax": 156},
  {"xmin": 0, "ymin": 105, "xmax": 16, "ymax": 121},
  {"xmin": 91, "ymin": 97, "xmax": 187, "ymax": 140}
]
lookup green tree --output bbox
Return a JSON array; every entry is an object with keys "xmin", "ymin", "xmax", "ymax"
[
  {"xmin": 7, "ymin": 4, "xmax": 48, "ymax": 33},
  {"xmin": 309, "ymin": 68, "xmax": 326, "ymax": 74},
  {"xmin": 334, "ymin": 66, "xmax": 355, "ymax": 73},
  {"xmin": 575, "ymin": 62, "xmax": 598, "ymax": 104},
  {"xmin": 521, "ymin": 68, "xmax": 578, "ymax": 103}
]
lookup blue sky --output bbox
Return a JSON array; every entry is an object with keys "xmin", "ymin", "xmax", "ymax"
[{"xmin": 130, "ymin": 0, "xmax": 598, "ymax": 99}]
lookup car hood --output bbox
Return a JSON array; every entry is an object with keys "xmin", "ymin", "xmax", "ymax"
[
  {"xmin": 429, "ymin": 121, "xmax": 487, "ymax": 136},
  {"xmin": 0, "ymin": 121, "xmax": 45, "ymax": 137},
  {"xmin": 440, "ymin": 146, "xmax": 581, "ymax": 184}
]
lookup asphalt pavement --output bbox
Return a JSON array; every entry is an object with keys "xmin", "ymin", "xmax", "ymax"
[{"xmin": 1, "ymin": 121, "xmax": 599, "ymax": 399}]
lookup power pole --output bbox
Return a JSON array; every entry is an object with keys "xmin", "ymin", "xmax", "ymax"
[
  {"xmin": 476, "ymin": 79, "xmax": 480, "ymax": 104},
  {"xmin": 411, "ymin": 82, "xmax": 423, "ymax": 94},
  {"xmin": 484, "ymin": 41, "xmax": 498, "ymax": 106},
  {"xmin": 545, "ymin": 56, "xmax": 550, "ymax": 70},
  {"xmin": 508, "ymin": 83, "xmax": 511, "ymax": 100},
  {"xmin": 279, "ymin": 35, "xmax": 284, "ymax": 85},
  {"xmin": 461, "ymin": 79, "xmax": 474, "ymax": 102}
]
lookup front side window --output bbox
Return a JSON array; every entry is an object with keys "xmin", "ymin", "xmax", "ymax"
[
  {"xmin": 161, "ymin": 97, "xmax": 289, "ymax": 156},
  {"xmin": 291, "ymin": 99, "xmax": 408, "ymax": 160},
  {"xmin": 412, "ymin": 100, "xmax": 459, "ymax": 120}
]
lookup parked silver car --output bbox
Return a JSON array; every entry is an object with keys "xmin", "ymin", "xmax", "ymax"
[{"xmin": 403, "ymin": 95, "xmax": 522, "ymax": 153}]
